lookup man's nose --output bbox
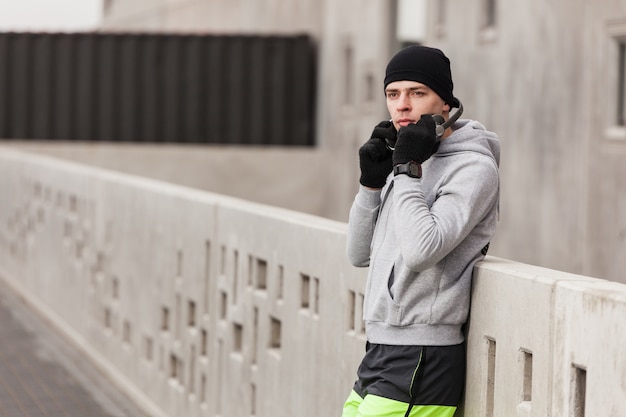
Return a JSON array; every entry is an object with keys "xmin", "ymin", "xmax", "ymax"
[{"xmin": 396, "ymin": 92, "xmax": 411, "ymax": 110}]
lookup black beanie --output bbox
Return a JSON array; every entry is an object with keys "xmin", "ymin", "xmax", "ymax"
[{"xmin": 384, "ymin": 45, "xmax": 459, "ymax": 108}]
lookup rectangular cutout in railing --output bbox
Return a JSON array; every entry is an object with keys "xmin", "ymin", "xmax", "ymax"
[
  {"xmin": 232, "ymin": 250, "xmax": 239, "ymax": 305},
  {"xmin": 56, "ymin": 191, "xmax": 64, "ymax": 209},
  {"xmin": 94, "ymin": 250, "xmax": 105, "ymax": 272},
  {"xmin": 359, "ymin": 293, "xmax": 365, "ymax": 334},
  {"xmin": 233, "ymin": 323, "xmax": 243, "ymax": 353},
  {"xmin": 178, "ymin": 357, "xmax": 185, "ymax": 387},
  {"xmin": 69, "ymin": 194, "xmax": 77, "ymax": 212},
  {"xmin": 104, "ymin": 307, "xmax": 112, "ymax": 329},
  {"xmin": 486, "ymin": 337, "xmax": 496, "ymax": 417},
  {"xmin": 200, "ymin": 373, "xmax": 207, "ymax": 406},
  {"xmin": 301, "ymin": 273, "xmax": 310, "ymax": 309},
  {"xmin": 348, "ymin": 290, "xmax": 356, "ymax": 331},
  {"xmin": 220, "ymin": 291, "xmax": 228, "ymax": 320},
  {"xmin": 252, "ymin": 307, "xmax": 259, "ymax": 365},
  {"xmin": 189, "ymin": 344, "xmax": 196, "ymax": 395},
  {"xmin": 111, "ymin": 276, "xmax": 119, "ymax": 299},
  {"xmin": 36, "ymin": 206, "xmax": 44, "ymax": 225},
  {"xmin": 123, "ymin": 320, "xmax": 131, "ymax": 345},
  {"xmin": 248, "ymin": 255, "xmax": 254, "ymax": 287},
  {"xmin": 348, "ymin": 291, "xmax": 366, "ymax": 334},
  {"xmin": 217, "ymin": 340, "xmax": 223, "ymax": 415},
  {"xmin": 204, "ymin": 240, "xmax": 211, "ymax": 315},
  {"xmin": 201, "ymin": 328, "xmax": 208, "ymax": 357},
  {"xmin": 313, "ymin": 277, "xmax": 320, "ymax": 315},
  {"xmin": 175, "ymin": 293, "xmax": 182, "ymax": 339},
  {"xmin": 256, "ymin": 258, "xmax": 267, "ymax": 291},
  {"xmin": 144, "ymin": 335, "xmax": 153, "ymax": 361},
  {"xmin": 64, "ymin": 219, "xmax": 72, "ymax": 238},
  {"xmin": 570, "ymin": 364, "xmax": 586, "ymax": 417},
  {"xmin": 220, "ymin": 245, "xmax": 227, "ymax": 275},
  {"xmin": 521, "ymin": 349, "xmax": 533, "ymax": 402},
  {"xmin": 161, "ymin": 306, "xmax": 169, "ymax": 332},
  {"xmin": 270, "ymin": 316, "xmax": 281, "ymax": 350},
  {"xmin": 177, "ymin": 249, "xmax": 183, "ymax": 279},
  {"xmin": 277, "ymin": 265, "xmax": 284, "ymax": 301},
  {"xmin": 170, "ymin": 353, "xmax": 178, "ymax": 380},
  {"xmin": 188, "ymin": 299, "xmax": 196, "ymax": 327},
  {"xmin": 251, "ymin": 382, "xmax": 256, "ymax": 416}
]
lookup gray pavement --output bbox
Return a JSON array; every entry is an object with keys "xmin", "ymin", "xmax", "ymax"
[{"xmin": 0, "ymin": 279, "xmax": 148, "ymax": 417}]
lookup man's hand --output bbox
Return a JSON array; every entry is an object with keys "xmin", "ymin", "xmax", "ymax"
[
  {"xmin": 393, "ymin": 115, "xmax": 440, "ymax": 166},
  {"xmin": 358, "ymin": 121, "xmax": 396, "ymax": 188}
]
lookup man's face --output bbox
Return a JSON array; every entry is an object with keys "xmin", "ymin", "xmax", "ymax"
[{"xmin": 385, "ymin": 80, "xmax": 450, "ymax": 131}]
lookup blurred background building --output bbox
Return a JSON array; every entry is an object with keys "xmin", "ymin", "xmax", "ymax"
[{"xmin": 1, "ymin": 0, "xmax": 625, "ymax": 284}]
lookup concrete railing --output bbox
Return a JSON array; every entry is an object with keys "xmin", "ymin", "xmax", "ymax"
[{"xmin": 0, "ymin": 147, "xmax": 624, "ymax": 417}]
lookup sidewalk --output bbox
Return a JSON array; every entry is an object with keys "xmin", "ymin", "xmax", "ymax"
[{"xmin": 0, "ymin": 279, "xmax": 148, "ymax": 417}]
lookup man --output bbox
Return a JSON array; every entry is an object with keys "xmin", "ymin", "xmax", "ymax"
[{"xmin": 342, "ymin": 45, "xmax": 500, "ymax": 417}]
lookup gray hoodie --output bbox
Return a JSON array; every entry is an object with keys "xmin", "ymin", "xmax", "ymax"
[{"xmin": 347, "ymin": 119, "xmax": 500, "ymax": 346}]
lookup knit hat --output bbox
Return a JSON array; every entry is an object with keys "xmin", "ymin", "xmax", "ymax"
[{"xmin": 384, "ymin": 45, "xmax": 460, "ymax": 108}]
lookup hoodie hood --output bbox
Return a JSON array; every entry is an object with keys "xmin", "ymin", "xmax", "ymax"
[{"xmin": 437, "ymin": 119, "xmax": 500, "ymax": 166}]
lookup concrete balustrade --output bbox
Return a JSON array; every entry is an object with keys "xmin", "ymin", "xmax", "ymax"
[
  {"xmin": 465, "ymin": 260, "xmax": 626, "ymax": 417},
  {"xmin": 0, "ymin": 147, "xmax": 625, "ymax": 417}
]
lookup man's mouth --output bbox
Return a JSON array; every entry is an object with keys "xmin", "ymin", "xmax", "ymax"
[{"xmin": 397, "ymin": 118, "xmax": 414, "ymax": 127}]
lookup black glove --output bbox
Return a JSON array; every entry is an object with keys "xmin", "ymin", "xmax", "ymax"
[
  {"xmin": 371, "ymin": 120, "xmax": 397, "ymax": 149},
  {"xmin": 358, "ymin": 121, "xmax": 396, "ymax": 188},
  {"xmin": 393, "ymin": 114, "xmax": 440, "ymax": 166}
]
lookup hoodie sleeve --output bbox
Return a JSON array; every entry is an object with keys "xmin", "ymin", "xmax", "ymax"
[
  {"xmin": 346, "ymin": 185, "xmax": 382, "ymax": 267},
  {"xmin": 392, "ymin": 154, "xmax": 499, "ymax": 271}
]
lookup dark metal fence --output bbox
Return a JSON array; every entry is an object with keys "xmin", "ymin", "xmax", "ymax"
[{"xmin": 0, "ymin": 32, "xmax": 317, "ymax": 145}]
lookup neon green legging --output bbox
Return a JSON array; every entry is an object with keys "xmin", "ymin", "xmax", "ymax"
[{"xmin": 342, "ymin": 390, "xmax": 457, "ymax": 417}]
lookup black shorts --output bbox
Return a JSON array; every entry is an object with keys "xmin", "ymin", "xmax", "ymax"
[{"xmin": 352, "ymin": 342, "xmax": 466, "ymax": 407}]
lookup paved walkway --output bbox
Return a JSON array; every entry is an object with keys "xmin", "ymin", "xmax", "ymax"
[{"xmin": 0, "ymin": 280, "xmax": 148, "ymax": 417}]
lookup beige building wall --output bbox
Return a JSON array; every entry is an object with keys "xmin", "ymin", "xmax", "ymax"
[
  {"xmin": 92, "ymin": 0, "xmax": 626, "ymax": 284},
  {"xmin": 101, "ymin": 0, "xmax": 323, "ymax": 35},
  {"xmin": 423, "ymin": 0, "xmax": 626, "ymax": 282}
]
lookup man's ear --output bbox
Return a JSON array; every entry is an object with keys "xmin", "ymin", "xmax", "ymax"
[{"xmin": 443, "ymin": 103, "xmax": 451, "ymax": 112}]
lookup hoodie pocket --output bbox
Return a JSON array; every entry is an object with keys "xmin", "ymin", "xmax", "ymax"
[{"xmin": 363, "ymin": 259, "xmax": 404, "ymax": 326}]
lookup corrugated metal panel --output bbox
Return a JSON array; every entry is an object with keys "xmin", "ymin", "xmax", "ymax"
[
  {"xmin": 53, "ymin": 34, "xmax": 75, "ymax": 140},
  {"xmin": 75, "ymin": 34, "xmax": 97, "ymax": 141},
  {"xmin": 0, "ymin": 35, "xmax": 8, "ymax": 138},
  {"xmin": 11, "ymin": 33, "xmax": 31, "ymax": 139},
  {"xmin": 32, "ymin": 34, "xmax": 54, "ymax": 139},
  {"xmin": 0, "ymin": 32, "xmax": 316, "ymax": 146}
]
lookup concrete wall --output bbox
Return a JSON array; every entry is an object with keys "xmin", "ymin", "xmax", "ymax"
[
  {"xmin": 1, "ymin": 147, "xmax": 625, "ymax": 417},
  {"xmin": 101, "ymin": 0, "xmax": 323, "ymax": 35},
  {"xmin": 423, "ymin": 0, "xmax": 626, "ymax": 283},
  {"xmin": 2, "ymin": 141, "xmax": 335, "ymax": 219},
  {"xmin": 0, "ymin": 146, "xmax": 364, "ymax": 417},
  {"xmin": 466, "ymin": 260, "xmax": 626, "ymax": 417}
]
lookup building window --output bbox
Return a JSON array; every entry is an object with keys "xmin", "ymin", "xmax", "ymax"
[
  {"xmin": 617, "ymin": 39, "xmax": 626, "ymax": 126},
  {"xmin": 607, "ymin": 20, "xmax": 626, "ymax": 137},
  {"xmin": 483, "ymin": 0, "xmax": 497, "ymax": 29},
  {"xmin": 437, "ymin": 0, "xmax": 447, "ymax": 26},
  {"xmin": 365, "ymin": 72, "xmax": 375, "ymax": 103},
  {"xmin": 103, "ymin": 0, "xmax": 114, "ymax": 14},
  {"xmin": 435, "ymin": 0, "xmax": 447, "ymax": 38},
  {"xmin": 396, "ymin": 0, "xmax": 427, "ymax": 44},
  {"xmin": 478, "ymin": 0, "xmax": 498, "ymax": 43},
  {"xmin": 344, "ymin": 44, "xmax": 354, "ymax": 106}
]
